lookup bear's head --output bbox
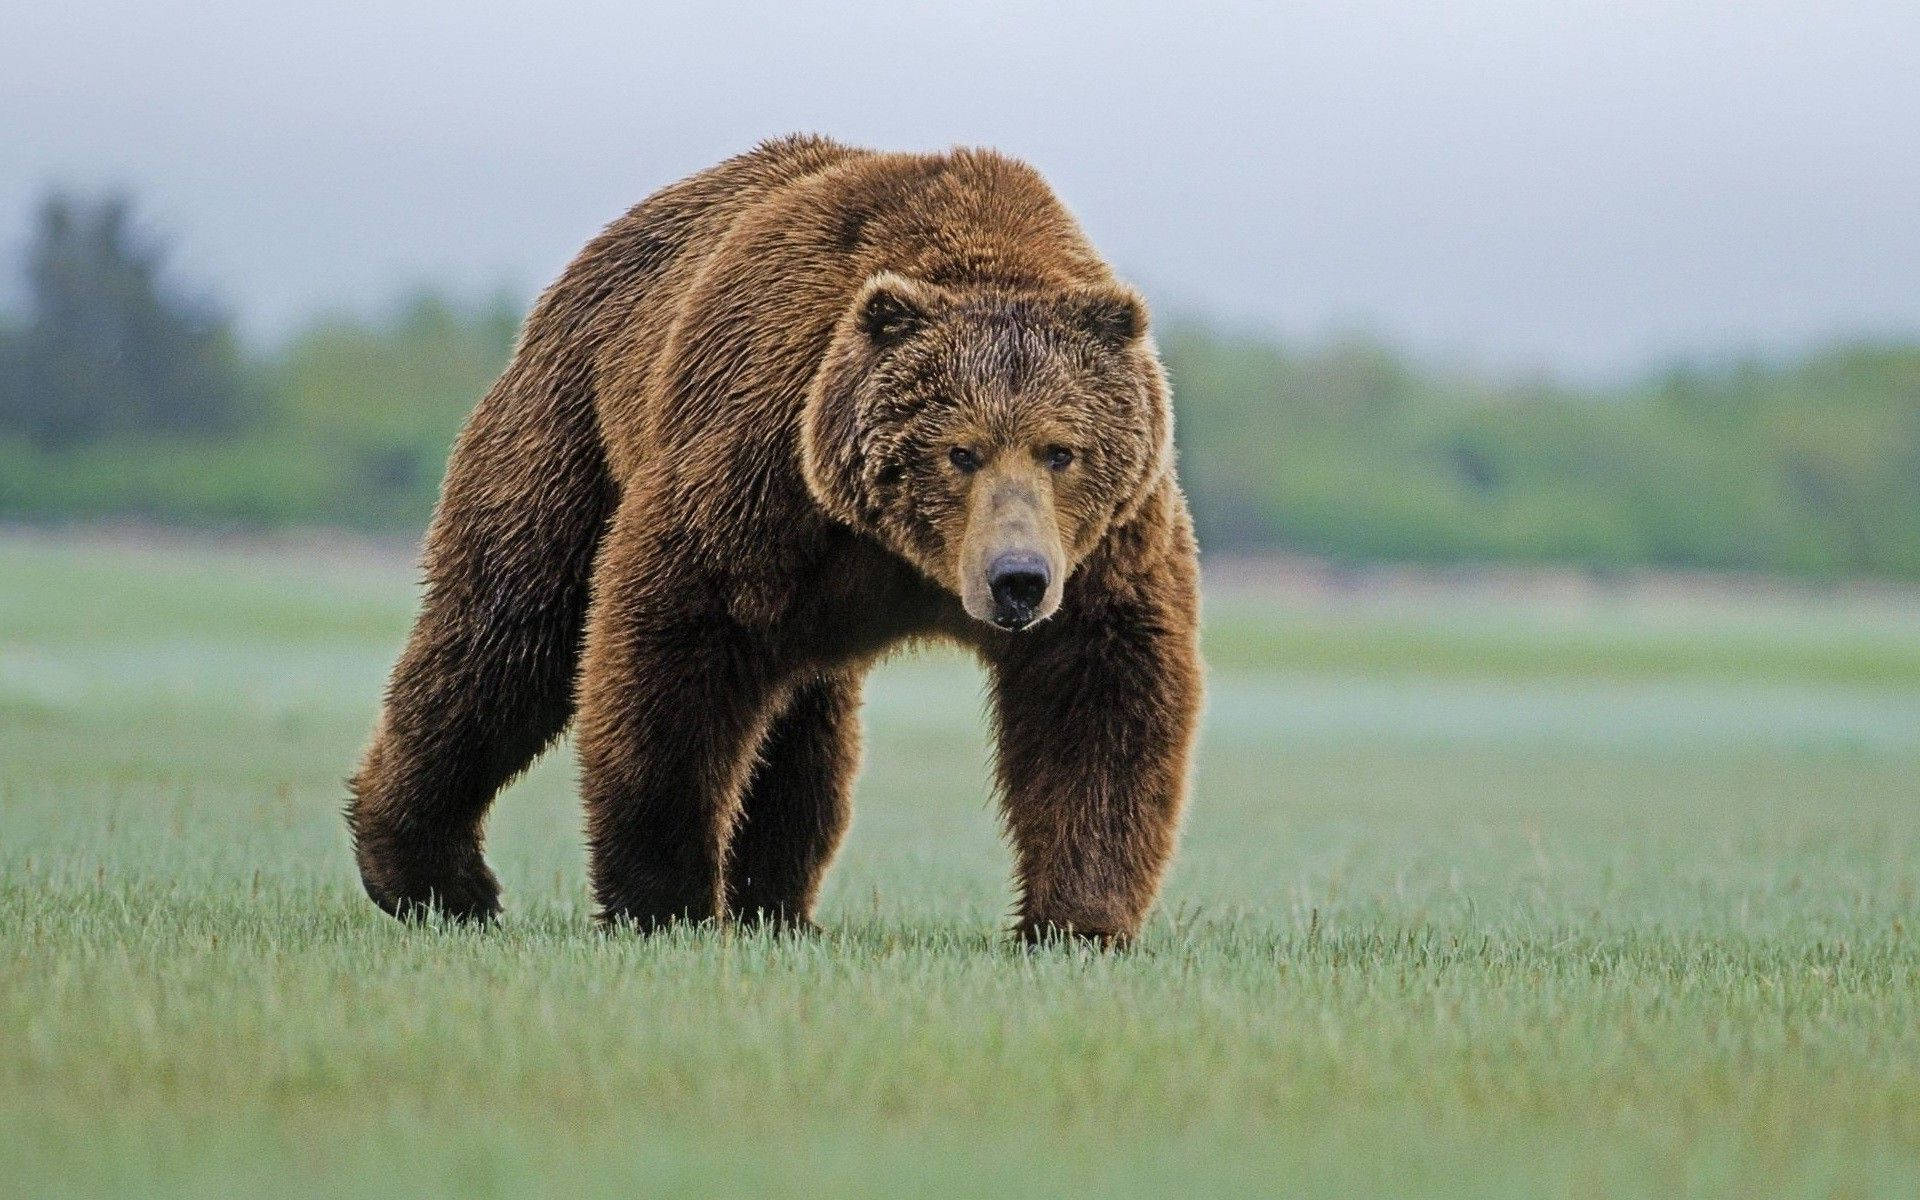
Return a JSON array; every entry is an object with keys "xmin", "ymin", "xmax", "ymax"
[{"xmin": 803, "ymin": 271, "xmax": 1171, "ymax": 630}]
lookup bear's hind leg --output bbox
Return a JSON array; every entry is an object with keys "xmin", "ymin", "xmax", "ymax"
[
  {"xmin": 348, "ymin": 365, "xmax": 614, "ymax": 923},
  {"xmin": 725, "ymin": 674, "xmax": 863, "ymax": 931}
]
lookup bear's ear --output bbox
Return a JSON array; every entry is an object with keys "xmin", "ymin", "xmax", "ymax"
[
  {"xmin": 1066, "ymin": 283, "xmax": 1148, "ymax": 350},
  {"xmin": 856, "ymin": 272, "xmax": 942, "ymax": 349}
]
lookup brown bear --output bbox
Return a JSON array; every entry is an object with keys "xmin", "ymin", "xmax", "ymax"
[{"xmin": 346, "ymin": 135, "xmax": 1203, "ymax": 945}]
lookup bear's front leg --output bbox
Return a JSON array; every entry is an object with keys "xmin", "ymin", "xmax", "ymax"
[
  {"xmin": 986, "ymin": 549, "xmax": 1203, "ymax": 947},
  {"xmin": 575, "ymin": 518, "xmax": 781, "ymax": 931}
]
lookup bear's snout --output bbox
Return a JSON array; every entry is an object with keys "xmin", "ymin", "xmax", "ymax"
[
  {"xmin": 987, "ymin": 552, "xmax": 1050, "ymax": 629},
  {"xmin": 957, "ymin": 468, "xmax": 1066, "ymax": 630}
]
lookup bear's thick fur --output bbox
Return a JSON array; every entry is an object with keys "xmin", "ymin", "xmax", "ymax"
[{"xmin": 347, "ymin": 136, "xmax": 1202, "ymax": 944}]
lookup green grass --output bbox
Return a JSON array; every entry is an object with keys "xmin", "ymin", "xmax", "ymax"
[{"xmin": 3, "ymin": 534, "xmax": 1918, "ymax": 1198}]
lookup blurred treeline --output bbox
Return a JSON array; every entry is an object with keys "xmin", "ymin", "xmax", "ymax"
[
  {"xmin": 1165, "ymin": 328, "xmax": 1920, "ymax": 578},
  {"xmin": 4, "ymin": 193, "xmax": 1919, "ymax": 579},
  {"xmin": 0, "ymin": 194, "xmax": 518, "ymax": 529}
]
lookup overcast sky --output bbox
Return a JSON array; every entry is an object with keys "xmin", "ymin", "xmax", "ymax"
[{"xmin": 6, "ymin": 1, "xmax": 1918, "ymax": 376}]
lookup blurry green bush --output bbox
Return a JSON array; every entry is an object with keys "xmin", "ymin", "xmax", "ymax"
[
  {"xmin": 1162, "ymin": 326, "xmax": 1920, "ymax": 578},
  {"xmin": 4, "ymin": 194, "xmax": 1917, "ymax": 580}
]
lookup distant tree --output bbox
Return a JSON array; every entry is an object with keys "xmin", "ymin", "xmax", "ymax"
[{"xmin": 0, "ymin": 192, "xmax": 252, "ymax": 447}]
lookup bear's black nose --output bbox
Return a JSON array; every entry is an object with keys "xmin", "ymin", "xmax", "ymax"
[{"xmin": 987, "ymin": 552, "xmax": 1050, "ymax": 629}]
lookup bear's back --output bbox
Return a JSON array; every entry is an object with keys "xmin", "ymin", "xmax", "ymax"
[{"xmin": 554, "ymin": 137, "xmax": 1112, "ymax": 494}]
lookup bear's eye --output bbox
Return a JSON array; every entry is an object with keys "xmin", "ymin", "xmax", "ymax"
[
  {"xmin": 1044, "ymin": 445, "xmax": 1075, "ymax": 471},
  {"xmin": 948, "ymin": 446, "xmax": 981, "ymax": 474}
]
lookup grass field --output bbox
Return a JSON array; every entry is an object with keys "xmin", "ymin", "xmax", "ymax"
[{"xmin": 3, "ymin": 533, "xmax": 1918, "ymax": 1198}]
